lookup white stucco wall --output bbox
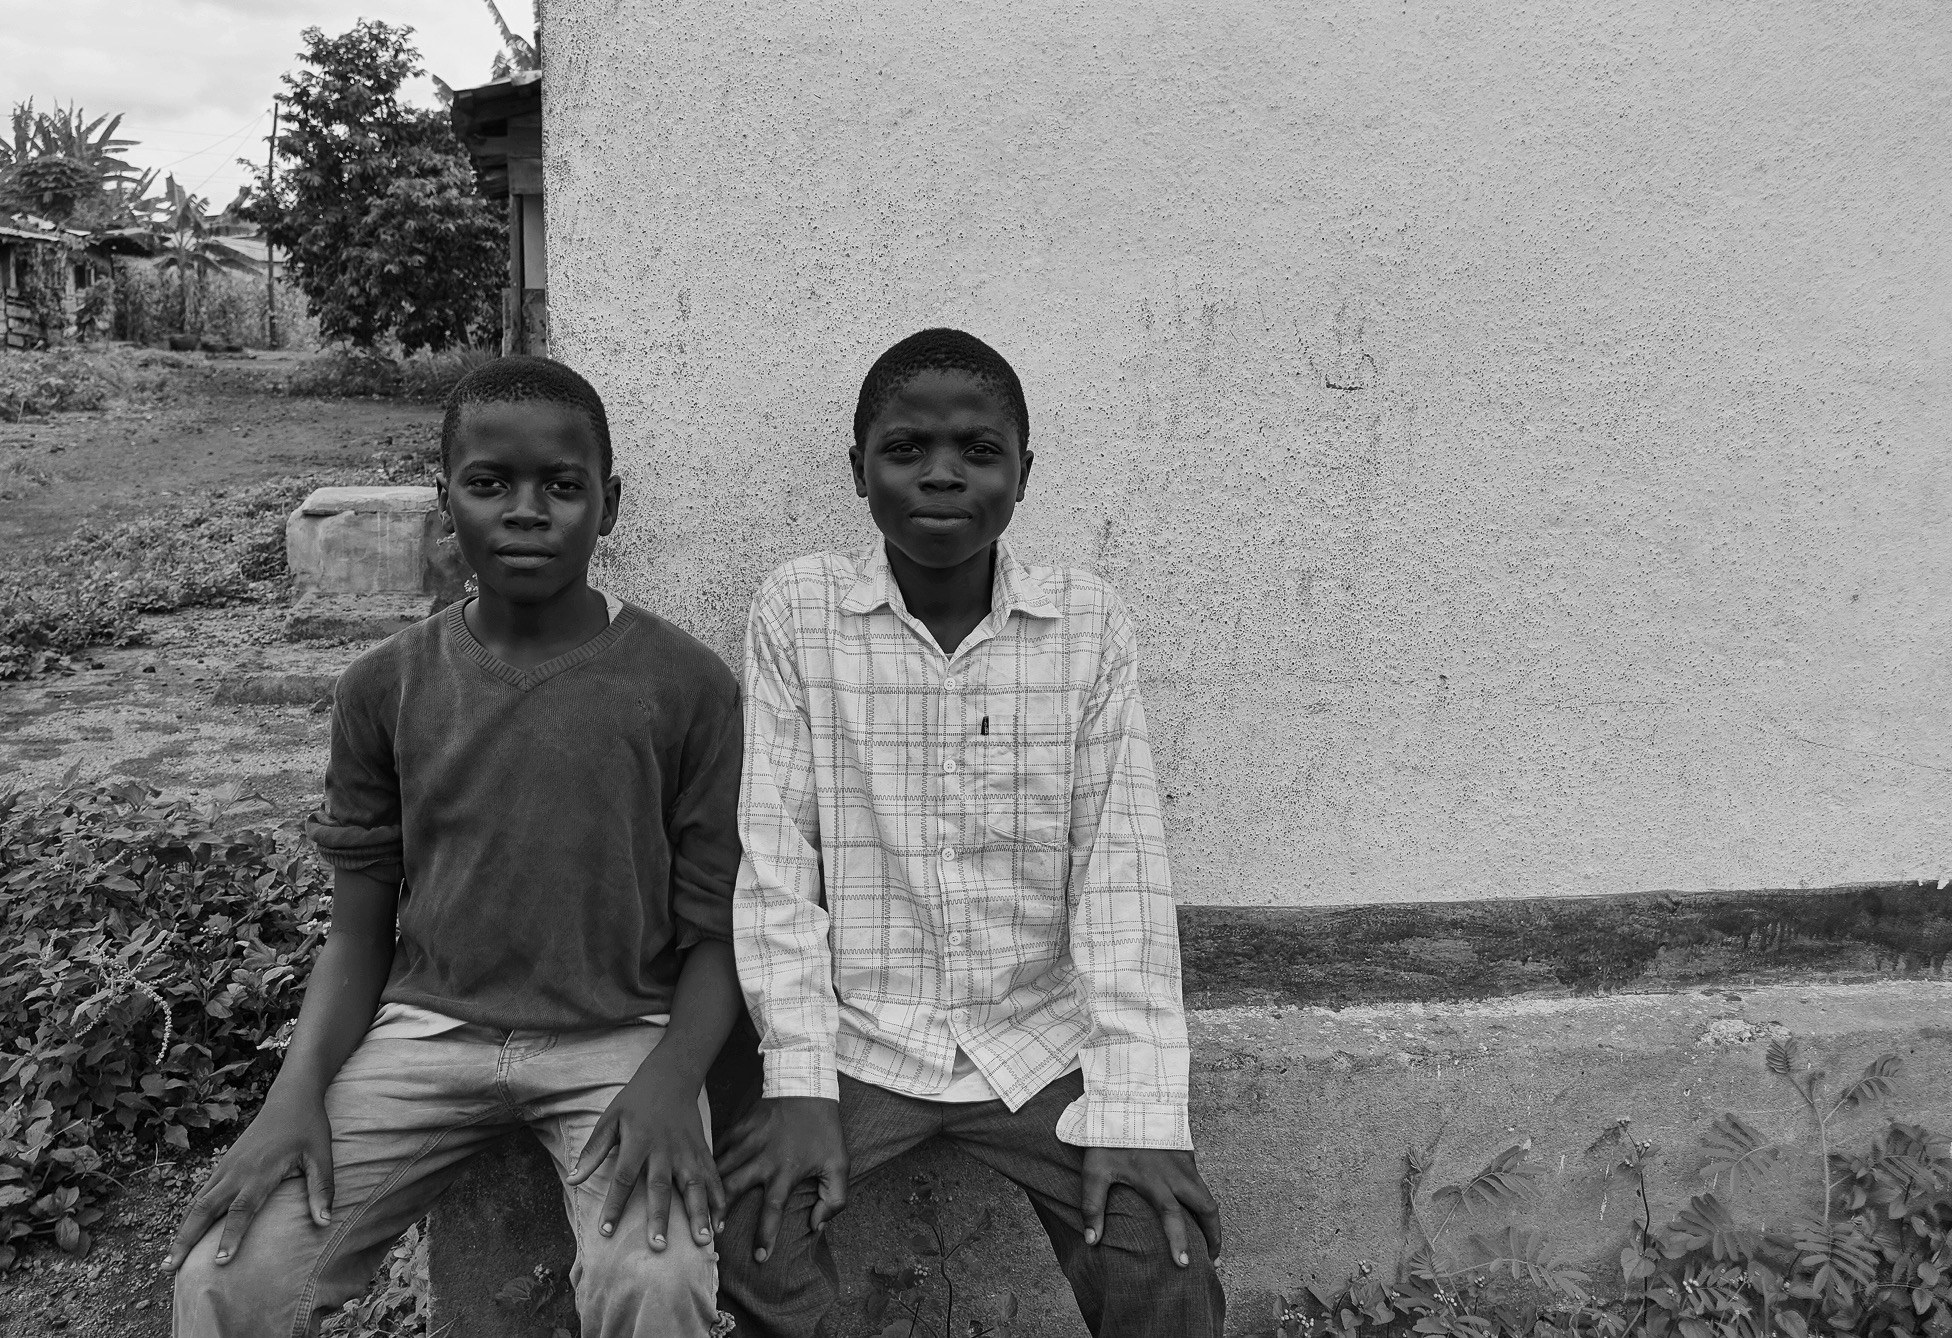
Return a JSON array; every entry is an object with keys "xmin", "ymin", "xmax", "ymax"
[{"xmin": 544, "ymin": 0, "xmax": 1950, "ymax": 907}]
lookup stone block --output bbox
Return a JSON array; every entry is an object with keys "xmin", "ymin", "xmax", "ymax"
[
  {"xmin": 427, "ymin": 1133, "xmax": 581, "ymax": 1337},
  {"xmin": 285, "ymin": 486, "xmax": 470, "ymax": 599},
  {"xmin": 426, "ymin": 1014, "xmax": 763, "ymax": 1336}
]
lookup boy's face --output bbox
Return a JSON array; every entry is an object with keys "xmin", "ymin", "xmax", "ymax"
[
  {"xmin": 851, "ymin": 370, "xmax": 1033, "ymax": 570},
  {"xmin": 438, "ymin": 401, "xmax": 619, "ymax": 605}
]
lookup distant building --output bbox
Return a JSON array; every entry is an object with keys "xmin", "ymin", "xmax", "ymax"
[
  {"xmin": 0, "ymin": 215, "xmax": 95, "ymax": 350},
  {"xmin": 448, "ymin": 70, "xmax": 546, "ymax": 357},
  {"xmin": 0, "ymin": 213, "xmax": 151, "ymax": 351}
]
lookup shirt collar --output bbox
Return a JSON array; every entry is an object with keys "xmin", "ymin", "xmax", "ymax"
[{"xmin": 840, "ymin": 538, "xmax": 1062, "ymax": 621}]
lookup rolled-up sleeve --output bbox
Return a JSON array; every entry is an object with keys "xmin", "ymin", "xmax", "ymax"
[
  {"xmin": 1054, "ymin": 595, "xmax": 1193, "ymax": 1151},
  {"xmin": 733, "ymin": 582, "xmax": 839, "ymax": 1102},
  {"xmin": 305, "ymin": 668, "xmax": 404, "ymax": 882}
]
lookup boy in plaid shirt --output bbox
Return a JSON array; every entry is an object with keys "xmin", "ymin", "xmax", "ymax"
[{"xmin": 717, "ymin": 329, "xmax": 1224, "ymax": 1336}]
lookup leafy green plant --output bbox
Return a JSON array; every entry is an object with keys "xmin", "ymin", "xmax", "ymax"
[
  {"xmin": 0, "ymin": 777, "xmax": 329, "ymax": 1270},
  {"xmin": 320, "ymin": 1223, "xmax": 432, "ymax": 1338},
  {"xmin": 1280, "ymin": 1038, "xmax": 1938, "ymax": 1338},
  {"xmin": 866, "ymin": 1173, "xmax": 1020, "ymax": 1338}
]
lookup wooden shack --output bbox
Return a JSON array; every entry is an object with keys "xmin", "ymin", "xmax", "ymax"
[
  {"xmin": 0, "ymin": 216, "xmax": 88, "ymax": 350},
  {"xmin": 448, "ymin": 71, "xmax": 547, "ymax": 356}
]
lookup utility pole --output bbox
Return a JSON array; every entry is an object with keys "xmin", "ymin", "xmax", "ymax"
[{"xmin": 264, "ymin": 101, "xmax": 278, "ymax": 349}]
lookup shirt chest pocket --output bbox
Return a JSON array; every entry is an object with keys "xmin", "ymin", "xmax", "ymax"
[{"xmin": 976, "ymin": 692, "xmax": 1072, "ymax": 851}]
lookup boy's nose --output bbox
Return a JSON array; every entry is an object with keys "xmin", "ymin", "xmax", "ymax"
[
  {"xmin": 505, "ymin": 489, "xmax": 551, "ymax": 524},
  {"xmin": 917, "ymin": 456, "xmax": 964, "ymax": 489}
]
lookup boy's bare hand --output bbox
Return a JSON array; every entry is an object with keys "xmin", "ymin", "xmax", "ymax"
[
  {"xmin": 715, "ymin": 1096, "xmax": 848, "ymax": 1262},
  {"xmin": 1081, "ymin": 1146, "xmax": 1222, "ymax": 1267},
  {"xmin": 566, "ymin": 1069, "xmax": 723, "ymax": 1252},
  {"xmin": 165, "ymin": 1088, "xmax": 334, "ymax": 1272}
]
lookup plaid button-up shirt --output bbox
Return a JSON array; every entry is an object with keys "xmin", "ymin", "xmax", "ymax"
[{"xmin": 734, "ymin": 540, "xmax": 1192, "ymax": 1150}]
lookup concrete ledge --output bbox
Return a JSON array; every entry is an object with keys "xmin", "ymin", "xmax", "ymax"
[{"xmin": 425, "ymin": 887, "xmax": 1952, "ymax": 1336}]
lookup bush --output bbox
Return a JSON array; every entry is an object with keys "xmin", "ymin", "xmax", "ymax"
[
  {"xmin": 111, "ymin": 261, "xmax": 317, "ymax": 352},
  {"xmin": 0, "ymin": 780, "xmax": 330, "ymax": 1270},
  {"xmin": 0, "ymin": 345, "xmax": 178, "ymax": 421},
  {"xmin": 398, "ymin": 345, "xmax": 497, "ymax": 403},
  {"xmin": 287, "ymin": 345, "xmax": 496, "ymax": 402}
]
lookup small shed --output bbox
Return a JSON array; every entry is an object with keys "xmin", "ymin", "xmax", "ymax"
[
  {"xmin": 0, "ymin": 216, "xmax": 89, "ymax": 350},
  {"xmin": 449, "ymin": 71, "xmax": 547, "ymax": 356}
]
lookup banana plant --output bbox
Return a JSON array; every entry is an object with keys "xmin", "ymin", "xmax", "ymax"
[{"xmin": 149, "ymin": 175, "xmax": 259, "ymax": 337}]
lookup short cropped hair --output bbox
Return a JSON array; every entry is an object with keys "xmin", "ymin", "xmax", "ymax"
[
  {"xmin": 852, "ymin": 328, "xmax": 1030, "ymax": 452},
  {"xmin": 441, "ymin": 355, "xmax": 613, "ymax": 477}
]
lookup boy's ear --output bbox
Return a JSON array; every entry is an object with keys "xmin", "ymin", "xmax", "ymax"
[
  {"xmin": 849, "ymin": 443, "xmax": 868, "ymax": 499},
  {"xmin": 434, "ymin": 478, "xmax": 453, "ymax": 534},
  {"xmin": 1016, "ymin": 447, "xmax": 1034, "ymax": 503},
  {"xmin": 598, "ymin": 474, "xmax": 622, "ymax": 537}
]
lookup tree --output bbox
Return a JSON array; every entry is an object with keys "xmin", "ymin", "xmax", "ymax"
[
  {"xmin": 245, "ymin": 21, "xmax": 503, "ymax": 354},
  {"xmin": 0, "ymin": 101, "xmax": 158, "ymax": 229}
]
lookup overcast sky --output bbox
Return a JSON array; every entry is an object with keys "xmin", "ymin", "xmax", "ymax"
[{"xmin": 1, "ymin": 0, "xmax": 537, "ymax": 208}]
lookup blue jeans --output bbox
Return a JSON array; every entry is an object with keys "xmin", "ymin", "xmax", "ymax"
[
  {"xmin": 718, "ymin": 1070, "xmax": 1225, "ymax": 1338},
  {"xmin": 171, "ymin": 1023, "xmax": 725, "ymax": 1338}
]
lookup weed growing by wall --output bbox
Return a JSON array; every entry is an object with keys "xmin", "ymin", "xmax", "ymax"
[{"xmin": 1279, "ymin": 1040, "xmax": 1941, "ymax": 1338}]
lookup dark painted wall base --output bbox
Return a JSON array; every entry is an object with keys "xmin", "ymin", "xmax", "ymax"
[{"xmin": 1179, "ymin": 881, "xmax": 1950, "ymax": 1009}]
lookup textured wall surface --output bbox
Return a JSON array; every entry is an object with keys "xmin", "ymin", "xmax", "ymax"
[{"xmin": 543, "ymin": 0, "xmax": 1951, "ymax": 906}]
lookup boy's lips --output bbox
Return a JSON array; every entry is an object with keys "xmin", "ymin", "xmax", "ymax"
[
  {"xmin": 495, "ymin": 548, "xmax": 556, "ymax": 569},
  {"xmin": 909, "ymin": 509, "xmax": 973, "ymax": 531}
]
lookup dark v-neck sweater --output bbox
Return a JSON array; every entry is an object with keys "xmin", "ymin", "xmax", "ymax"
[{"xmin": 306, "ymin": 599, "xmax": 742, "ymax": 1031}]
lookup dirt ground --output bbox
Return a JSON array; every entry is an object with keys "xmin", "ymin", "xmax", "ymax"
[
  {"xmin": 0, "ymin": 351, "xmax": 441, "ymax": 549},
  {"xmin": 0, "ymin": 355, "xmax": 445, "ymax": 1336}
]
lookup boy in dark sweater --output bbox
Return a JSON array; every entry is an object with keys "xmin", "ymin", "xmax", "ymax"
[{"xmin": 168, "ymin": 357, "xmax": 743, "ymax": 1338}]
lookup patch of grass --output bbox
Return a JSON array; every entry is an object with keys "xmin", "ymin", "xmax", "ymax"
[
  {"xmin": 0, "ymin": 346, "xmax": 185, "ymax": 422},
  {"xmin": 0, "ymin": 443, "xmax": 439, "ymax": 679},
  {"xmin": 286, "ymin": 346, "xmax": 497, "ymax": 403}
]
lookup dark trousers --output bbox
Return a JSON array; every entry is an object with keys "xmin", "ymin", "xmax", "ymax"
[{"xmin": 718, "ymin": 1070, "xmax": 1225, "ymax": 1338}]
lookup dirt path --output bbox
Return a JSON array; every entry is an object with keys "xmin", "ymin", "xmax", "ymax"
[{"xmin": 0, "ymin": 352, "xmax": 442, "ymax": 550}]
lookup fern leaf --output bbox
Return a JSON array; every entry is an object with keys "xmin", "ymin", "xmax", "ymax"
[
  {"xmin": 1699, "ymin": 1114, "xmax": 1783, "ymax": 1194},
  {"xmin": 1438, "ymin": 1141, "xmax": 1541, "ymax": 1213},
  {"xmin": 1766, "ymin": 1036, "xmax": 1798, "ymax": 1075},
  {"xmin": 1666, "ymin": 1193, "xmax": 1760, "ymax": 1262},
  {"xmin": 1792, "ymin": 1217, "xmax": 1880, "ymax": 1302},
  {"xmin": 1839, "ymin": 1054, "xmax": 1903, "ymax": 1110},
  {"xmin": 1467, "ymin": 1225, "xmax": 1590, "ymax": 1300}
]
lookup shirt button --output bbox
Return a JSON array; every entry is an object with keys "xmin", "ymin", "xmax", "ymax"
[
  {"xmin": 948, "ymin": 932, "xmax": 965, "ymax": 946},
  {"xmin": 943, "ymin": 758, "xmax": 959, "ymax": 774},
  {"xmin": 941, "ymin": 847, "xmax": 958, "ymax": 863},
  {"xmin": 944, "ymin": 678, "xmax": 964, "ymax": 692}
]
